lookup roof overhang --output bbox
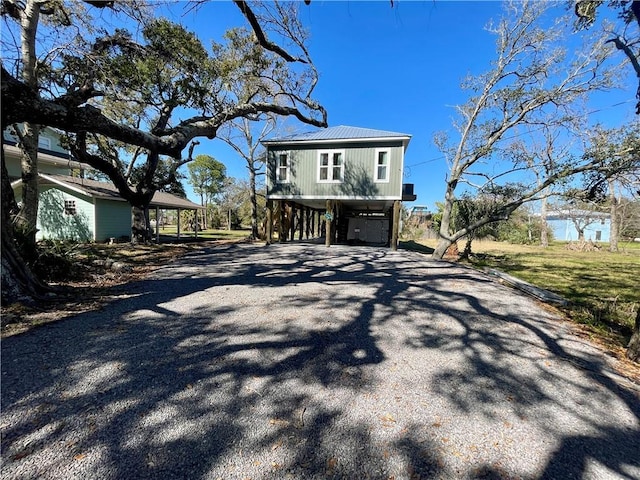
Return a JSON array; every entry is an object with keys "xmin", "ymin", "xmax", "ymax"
[
  {"xmin": 263, "ymin": 136, "xmax": 411, "ymax": 150},
  {"xmin": 3, "ymin": 143, "xmax": 85, "ymax": 170},
  {"xmin": 12, "ymin": 173, "xmax": 205, "ymax": 210}
]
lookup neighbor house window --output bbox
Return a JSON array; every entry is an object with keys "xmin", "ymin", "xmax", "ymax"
[
  {"xmin": 276, "ymin": 153, "xmax": 290, "ymax": 183},
  {"xmin": 64, "ymin": 199, "xmax": 77, "ymax": 216},
  {"xmin": 375, "ymin": 149, "xmax": 390, "ymax": 182},
  {"xmin": 318, "ymin": 150, "xmax": 344, "ymax": 182},
  {"xmin": 38, "ymin": 137, "xmax": 51, "ymax": 150}
]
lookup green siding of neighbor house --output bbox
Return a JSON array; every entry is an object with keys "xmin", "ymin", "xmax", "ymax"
[
  {"xmin": 4, "ymin": 127, "xmax": 73, "ymax": 178},
  {"xmin": 37, "ymin": 187, "xmax": 95, "ymax": 242},
  {"xmin": 94, "ymin": 199, "xmax": 132, "ymax": 242},
  {"xmin": 4, "ymin": 153, "xmax": 71, "ymax": 178},
  {"xmin": 267, "ymin": 141, "xmax": 404, "ymax": 199},
  {"xmin": 5, "ymin": 158, "xmax": 70, "ymax": 178},
  {"xmin": 34, "ymin": 188, "xmax": 131, "ymax": 242}
]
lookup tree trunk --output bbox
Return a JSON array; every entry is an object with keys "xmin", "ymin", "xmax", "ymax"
[
  {"xmin": 249, "ymin": 166, "xmax": 258, "ymax": 240},
  {"xmin": 13, "ymin": 0, "xmax": 42, "ymax": 258},
  {"xmin": 131, "ymin": 205, "xmax": 152, "ymax": 244},
  {"xmin": 540, "ymin": 195, "xmax": 549, "ymax": 247},
  {"xmin": 14, "ymin": 122, "xmax": 41, "ymax": 258},
  {"xmin": 609, "ymin": 179, "xmax": 619, "ymax": 252},
  {"xmin": 200, "ymin": 193, "xmax": 207, "ymax": 229},
  {"xmin": 1, "ymin": 150, "xmax": 47, "ymax": 305},
  {"xmin": 433, "ymin": 183, "xmax": 457, "ymax": 259},
  {"xmin": 460, "ymin": 236, "xmax": 473, "ymax": 260},
  {"xmin": 627, "ymin": 306, "xmax": 640, "ymax": 363}
]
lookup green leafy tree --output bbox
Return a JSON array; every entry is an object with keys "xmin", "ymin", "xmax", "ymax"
[
  {"xmin": 187, "ymin": 155, "xmax": 227, "ymax": 227},
  {"xmin": 580, "ymin": 123, "xmax": 640, "ymax": 251},
  {"xmin": 216, "ymin": 177, "xmax": 259, "ymax": 230}
]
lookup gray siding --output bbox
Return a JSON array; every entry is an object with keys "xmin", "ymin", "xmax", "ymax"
[
  {"xmin": 267, "ymin": 141, "xmax": 404, "ymax": 199},
  {"xmin": 94, "ymin": 199, "xmax": 132, "ymax": 242}
]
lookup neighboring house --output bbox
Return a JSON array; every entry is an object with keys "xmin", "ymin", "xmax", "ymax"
[
  {"xmin": 544, "ymin": 210, "xmax": 611, "ymax": 243},
  {"xmin": 407, "ymin": 205, "xmax": 433, "ymax": 224},
  {"xmin": 4, "ymin": 127, "xmax": 203, "ymax": 242},
  {"xmin": 263, "ymin": 125, "xmax": 416, "ymax": 248},
  {"xmin": 3, "ymin": 126, "xmax": 84, "ymax": 178}
]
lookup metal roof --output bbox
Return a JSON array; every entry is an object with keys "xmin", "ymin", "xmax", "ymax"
[
  {"xmin": 263, "ymin": 125, "xmax": 411, "ymax": 144},
  {"xmin": 13, "ymin": 174, "xmax": 204, "ymax": 210}
]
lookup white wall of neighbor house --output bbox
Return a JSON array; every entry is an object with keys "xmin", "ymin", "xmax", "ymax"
[{"xmin": 547, "ymin": 217, "xmax": 611, "ymax": 242}]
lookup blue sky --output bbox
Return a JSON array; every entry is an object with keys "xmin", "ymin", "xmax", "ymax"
[{"xmin": 167, "ymin": 1, "xmax": 636, "ymax": 209}]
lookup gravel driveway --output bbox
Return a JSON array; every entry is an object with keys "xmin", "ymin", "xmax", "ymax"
[{"xmin": 2, "ymin": 242, "xmax": 639, "ymax": 480}]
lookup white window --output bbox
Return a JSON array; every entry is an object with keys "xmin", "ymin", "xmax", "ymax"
[
  {"xmin": 375, "ymin": 149, "xmax": 390, "ymax": 183},
  {"xmin": 64, "ymin": 199, "xmax": 77, "ymax": 216},
  {"xmin": 318, "ymin": 150, "xmax": 344, "ymax": 183},
  {"xmin": 38, "ymin": 137, "xmax": 51, "ymax": 150},
  {"xmin": 276, "ymin": 152, "xmax": 290, "ymax": 183}
]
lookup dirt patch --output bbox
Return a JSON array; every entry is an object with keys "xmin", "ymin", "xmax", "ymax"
[{"xmin": 1, "ymin": 239, "xmax": 243, "ymax": 337}]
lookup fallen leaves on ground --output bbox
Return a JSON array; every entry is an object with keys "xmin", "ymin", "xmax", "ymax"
[{"xmin": 1, "ymin": 240, "xmax": 242, "ymax": 337}]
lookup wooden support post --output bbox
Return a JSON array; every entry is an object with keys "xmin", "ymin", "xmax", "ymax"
[
  {"xmin": 325, "ymin": 200, "xmax": 333, "ymax": 247},
  {"xmin": 278, "ymin": 201, "xmax": 284, "ymax": 243},
  {"xmin": 177, "ymin": 208, "xmax": 181, "ymax": 240},
  {"xmin": 305, "ymin": 207, "xmax": 310, "ymax": 239},
  {"xmin": 310, "ymin": 209, "xmax": 315, "ymax": 238},
  {"xmin": 266, "ymin": 200, "xmax": 273, "ymax": 244},
  {"xmin": 155, "ymin": 206, "xmax": 160, "ymax": 243},
  {"xmin": 391, "ymin": 200, "xmax": 401, "ymax": 251},
  {"xmin": 298, "ymin": 205, "xmax": 304, "ymax": 241},
  {"xmin": 290, "ymin": 203, "xmax": 296, "ymax": 241}
]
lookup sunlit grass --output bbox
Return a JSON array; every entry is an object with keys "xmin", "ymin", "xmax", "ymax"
[{"xmin": 157, "ymin": 226, "xmax": 250, "ymax": 240}]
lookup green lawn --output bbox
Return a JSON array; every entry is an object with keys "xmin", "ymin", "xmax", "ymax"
[
  {"xmin": 409, "ymin": 239, "xmax": 640, "ymax": 344},
  {"xmin": 157, "ymin": 226, "xmax": 250, "ymax": 240}
]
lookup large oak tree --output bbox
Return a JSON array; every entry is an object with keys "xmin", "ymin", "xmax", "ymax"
[{"xmin": 1, "ymin": 0, "xmax": 327, "ymax": 304}]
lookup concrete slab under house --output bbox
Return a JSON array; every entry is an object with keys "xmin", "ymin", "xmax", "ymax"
[{"xmin": 262, "ymin": 125, "xmax": 416, "ymax": 250}]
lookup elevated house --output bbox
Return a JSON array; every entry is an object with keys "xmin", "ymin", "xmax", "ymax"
[
  {"xmin": 4, "ymin": 127, "xmax": 203, "ymax": 242},
  {"xmin": 407, "ymin": 205, "xmax": 433, "ymax": 225},
  {"xmin": 263, "ymin": 125, "xmax": 416, "ymax": 249}
]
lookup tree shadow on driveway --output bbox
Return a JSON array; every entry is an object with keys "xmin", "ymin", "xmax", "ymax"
[{"xmin": 1, "ymin": 243, "xmax": 638, "ymax": 479}]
